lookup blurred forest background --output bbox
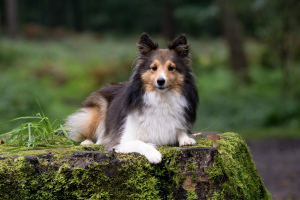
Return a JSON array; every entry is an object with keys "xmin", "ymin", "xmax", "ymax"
[{"xmin": 0, "ymin": 0, "xmax": 300, "ymax": 140}]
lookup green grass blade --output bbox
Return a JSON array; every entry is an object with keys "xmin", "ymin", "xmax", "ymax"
[
  {"xmin": 0, "ymin": 116, "xmax": 42, "ymax": 127},
  {"xmin": 4, "ymin": 147, "xmax": 23, "ymax": 152},
  {"xmin": 1, "ymin": 102, "xmax": 78, "ymax": 149},
  {"xmin": 51, "ymin": 119, "xmax": 58, "ymax": 128},
  {"xmin": 59, "ymin": 125, "xmax": 83, "ymax": 143},
  {"xmin": 28, "ymin": 123, "xmax": 32, "ymax": 147},
  {"xmin": 36, "ymin": 100, "xmax": 45, "ymax": 118}
]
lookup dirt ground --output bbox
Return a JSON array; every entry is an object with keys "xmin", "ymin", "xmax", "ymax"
[{"xmin": 247, "ymin": 139, "xmax": 300, "ymax": 200}]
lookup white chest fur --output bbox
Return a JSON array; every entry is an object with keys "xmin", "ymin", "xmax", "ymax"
[{"xmin": 122, "ymin": 91, "xmax": 188, "ymax": 145}]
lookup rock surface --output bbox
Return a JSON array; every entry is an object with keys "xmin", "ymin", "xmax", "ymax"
[
  {"xmin": 248, "ymin": 139, "xmax": 300, "ymax": 200},
  {"xmin": 0, "ymin": 132, "xmax": 271, "ymax": 199}
]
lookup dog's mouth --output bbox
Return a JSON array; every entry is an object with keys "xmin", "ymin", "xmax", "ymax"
[{"xmin": 155, "ymin": 85, "xmax": 171, "ymax": 91}]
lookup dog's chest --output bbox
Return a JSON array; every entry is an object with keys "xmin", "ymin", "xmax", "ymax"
[{"xmin": 124, "ymin": 91, "xmax": 188, "ymax": 145}]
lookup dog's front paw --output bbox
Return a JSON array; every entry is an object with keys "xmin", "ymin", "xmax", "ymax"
[
  {"xmin": 179, "ymin": 136, "xmax": 197, "ymax": 146},
  {"xmin": 144, "ymin": 149, "xmax": 162, "ymax": 164}
]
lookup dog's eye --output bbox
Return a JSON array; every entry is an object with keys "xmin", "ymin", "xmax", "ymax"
[
  {"xmin": 168, "ymin": 66, "xmax": 175, "ymax": 71},
  {"xmin": 151, "ymin": 66, "xmax": 157, "ymax": 71}
]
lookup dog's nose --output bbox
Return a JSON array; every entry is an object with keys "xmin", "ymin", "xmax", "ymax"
[{"xmin": 157, "ymin": 78, "xmax": 165, "ymax": 86}]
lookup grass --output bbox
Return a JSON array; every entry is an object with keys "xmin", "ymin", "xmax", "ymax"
[
  {"xmin": 0, "ymin": 34, "xmax": 299, "ymax": 141},
  {"xmin": 0, "ymin": 103, "xmax": 77, "ymax": 150}
]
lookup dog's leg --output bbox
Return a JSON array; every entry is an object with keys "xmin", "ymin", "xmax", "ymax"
[
  {"xmin": 178, "ymin": 131, "xmax": 196, "ymax": 146},
  {"xmin": 114, "ymin": 140, "xmax": 162, "ymax": 164}
]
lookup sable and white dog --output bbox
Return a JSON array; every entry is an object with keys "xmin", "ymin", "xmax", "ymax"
[{"xmin": 66, "ymin": 33, "xmax": 199, "ymax": 163}]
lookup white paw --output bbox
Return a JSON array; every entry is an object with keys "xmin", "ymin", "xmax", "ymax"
[
  {"xmin": 81, "ymin": 139, "xmax": 94, "ymax": 145},
  {"xmin": 179, "ymin": 137, "xmax": 197, "ymax": 146},
  {"xmin": 144, "ymin": 149, "xmax": 162, "ymax": 164},
  {"xmin": 146, "ymin": 143, "xmax": 157, "ymax": 148},
  {"xmin": 113, "ymin": 141, "xmax": 162, "ymax": 164}
]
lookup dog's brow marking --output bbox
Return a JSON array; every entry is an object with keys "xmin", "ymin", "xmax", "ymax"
[
  {"xmin": 165, "ymin": 60, "xmax": 176, "ymax": 68},
  {"xmin": 150, "ymin": 60, "xmax": 161, "ymax": 68}
]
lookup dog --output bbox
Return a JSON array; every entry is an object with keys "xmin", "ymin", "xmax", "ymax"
[{"xmin": 65, "ymin": 33, "xmax": 199, "ymax": 164}]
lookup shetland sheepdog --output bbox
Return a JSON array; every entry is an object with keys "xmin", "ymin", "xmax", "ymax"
[{"xmin": 66, "ymin": 33, "xmax": 199, "ymax": 164}]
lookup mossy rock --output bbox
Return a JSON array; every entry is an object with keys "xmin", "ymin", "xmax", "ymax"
[{"xmin": 0, "ymin": 132, "xmax": 271, "ymax": 199}]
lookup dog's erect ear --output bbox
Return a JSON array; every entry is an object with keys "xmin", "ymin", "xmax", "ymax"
[
  {"xmin": 137, "ymin": 33, "xmax": 158, "ymax": 54},
  {"xmin": 168, "ymin": 34, "xmax": 189, "ymax": 56}
]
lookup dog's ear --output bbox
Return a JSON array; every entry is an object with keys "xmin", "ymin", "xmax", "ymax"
[
  {"xmin": 168, "ymin": 34, "xmax": 189, "ymax": 56},
  {"xmin": 137, "ymin": 33, "xmax": 158, "ymax": 54}
]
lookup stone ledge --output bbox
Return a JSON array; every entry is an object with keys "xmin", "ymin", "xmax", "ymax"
[{"xmin": 0, "ymin": 132, "xmax": 271, "ymax": 199}]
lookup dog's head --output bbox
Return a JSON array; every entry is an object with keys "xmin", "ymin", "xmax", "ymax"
[{"xmin": 135, "ymin": 33, "xmax": 191, "ymax": 93}]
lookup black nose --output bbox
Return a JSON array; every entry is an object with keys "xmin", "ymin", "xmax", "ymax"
[{"xmin": 157, "ymin": 78, "xmax": 165, "ymax": 86}]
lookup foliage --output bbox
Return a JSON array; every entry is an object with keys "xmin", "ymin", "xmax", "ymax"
[
  {"xmin": 2, "ymin": 0, "xmax": 299, "ymax": 42},
  {"xmin": 2, "ymin": 0, "xmax": 221, "ymax": 36},
  {"xmin": 0, "ymin": 36, "xmax": 299, "ymax": 140},
  {"xmin": 194, "ymin": 67, "xmax": 300, "ymax": 138},
  {"xmin": 0, "ymin": 103, "xmax": 77, "ymax": 150},
  {"xmin": 0, "ymin": 36, "xmax": 134, "ymax": 133}
]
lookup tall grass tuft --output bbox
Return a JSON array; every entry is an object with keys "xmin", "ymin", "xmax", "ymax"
[{"xmin": 0, "ymin": 103, "xmax": 78, "ymax": 150}]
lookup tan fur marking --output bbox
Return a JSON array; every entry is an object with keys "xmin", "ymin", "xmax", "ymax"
[
  {"xmin": 86, "ymin": 107, "xmax": 101, "ymax": 139},
  {"xmin": 150, "ymin": 60, "xmax": 161, "ymax": 69},
  {"xmin": 86, "ymin": 96, "xmax": 108, "ymax": 141},
  {"xmin": 165, "ymin": 60, "xmax": 176, "ymax": 69},
  {"xmin": 142, "ymin": 59, "xmax": 163, "ymax": 92},
  {"xmin": 171, "ymin": 73, "xmax": 184, "ymax": 93},
  {"xmin": 164, "ymin": 60, "xmax": 183, "ymax": 93},
  {"xmin": 141, "ymin": 55, "xmax": 184, "ymax": 93},
  {"xmin": 141, "ymin": 71, "xmax": 156, "ymax": 92}
]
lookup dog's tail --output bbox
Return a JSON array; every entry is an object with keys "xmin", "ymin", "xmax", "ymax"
[
  {"xmin": 65, "ymin": 88, "xmax": 115, "ymax": 144},
  {"xmin": 65, "ymin": 107, "xmax": 102, "ymax": 143}
]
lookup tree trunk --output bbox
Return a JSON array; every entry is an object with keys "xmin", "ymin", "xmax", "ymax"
[
  {"xmin": 162, "ymin": 0, "xmax": 175, "ymax": 40},
  {"xmin": 218, "ymin": 0, "xmax": 250, "ymax": 84},
  {"xmin": 278, "ymin": 1, "xmax": 292, "ymax": 96},
  {"xmin": 72, "ymin": 0, "xmax": 83, "ymax": 32},
  {"xmin": 5, "ymin": 0, "xmax": 18, "ymax": 39}
]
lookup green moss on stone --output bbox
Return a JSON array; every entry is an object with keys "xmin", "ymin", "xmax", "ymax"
[
  {"xmin": 0, "ymin": 144, "xmax": 105, "ymax": 159},
  {"xmin": 206, "ymin": 132, "xmax": 271, "ymax": 200},
  {"xmin": 186, "ymin": 158, "xmax": 197, "ymax": 182},
  {"xmin": 0, "ymin": 132, "xmax": 271, "ymax": 199},
  {"xmin": 187, "ymin": 189, "xmax": 197, "ymax": 200}
]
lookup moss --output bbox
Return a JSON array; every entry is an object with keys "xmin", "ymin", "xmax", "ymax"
[
  {"xmin": 186, "ymin": 158, "xmax": 197, "ymax": 182},
  {"xmin": 187, "ymin": 189, "xmax": 197, "ymax": 200},
  {"xmin": 0, "ymin": 153, "xmax": 160, "ymax": 199},
  {"xmin": 206, "ymin": 132, "xmax": 271, "ymax": 200},
  {"xmin": 0, "ymin": 132, "xmax": 270, "ymax": 199},
  {"xmin": 0, "ymin": 145, "xmax": 106, "ymax": 164},
  {"xmin": 0, "ymin": 146, "xmax": 177, "ymax": 199}
]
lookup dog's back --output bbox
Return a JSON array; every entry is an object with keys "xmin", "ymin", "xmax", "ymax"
[{"xmin": 66, "ymin": 82, "xmax": 128, "ymax": 145}]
